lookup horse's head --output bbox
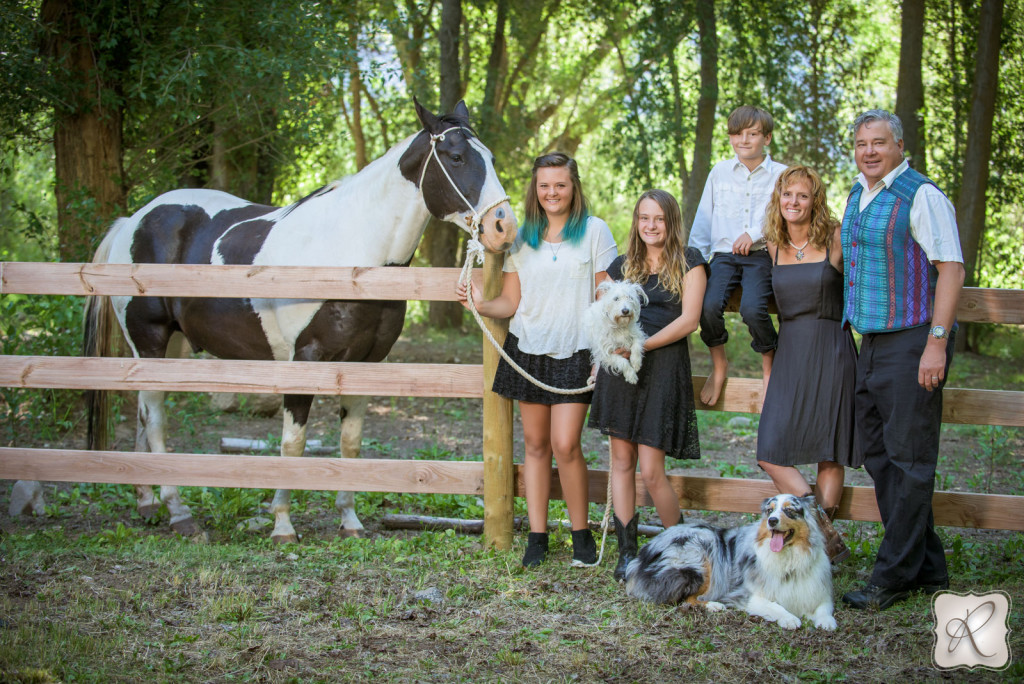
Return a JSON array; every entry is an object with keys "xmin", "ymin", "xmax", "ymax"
[{"xmin": 400, "ymin": 99, "xmax": 518, "ymax": 253}]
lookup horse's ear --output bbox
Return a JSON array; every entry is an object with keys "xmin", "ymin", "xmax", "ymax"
[
  {"xmin": 414, "ymin": 97, "xmax": 441, "ymax": 133},
  {"xmin": 452, "ymin": 100, "xmax": 470, "ymax": 123}
]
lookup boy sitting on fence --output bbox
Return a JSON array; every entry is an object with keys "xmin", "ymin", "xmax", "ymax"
[{"xmin": 688, "ymin": 105, "xmax": 786, "ymax": 406}]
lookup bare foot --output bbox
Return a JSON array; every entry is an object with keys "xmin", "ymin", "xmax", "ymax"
[{"xmin": 700, "ymin": 364, "xmax": 728, "ymax": 406}]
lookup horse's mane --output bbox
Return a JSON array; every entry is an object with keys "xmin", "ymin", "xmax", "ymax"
[{"xmin": 280, "ymin": 112, "xmax": 477, "ymax": 218}]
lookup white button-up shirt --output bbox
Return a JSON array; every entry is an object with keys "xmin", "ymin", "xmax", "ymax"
[
  {"xmin": 688, "ymin": 154, "xmax": 787, "ymax": 261},
  {"xmin": 854, "ymin": 159, "xmax": 963, "ymax": 263}
]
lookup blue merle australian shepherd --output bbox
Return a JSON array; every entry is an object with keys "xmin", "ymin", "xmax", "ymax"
[{"xmin": 624, "ymin": 494, "xmax": 836, "ymax": 630}]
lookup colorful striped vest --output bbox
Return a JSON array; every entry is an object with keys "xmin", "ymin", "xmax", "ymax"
[{"xmin": 841, "ymin": 167, "xmax": 939, "ymax": 333}]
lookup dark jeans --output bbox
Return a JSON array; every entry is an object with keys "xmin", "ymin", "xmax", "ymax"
[
  {"xmin": 698, "ymin": 250, "xmax": 777, "ymax": 353},
  {"xmin": 857, "ymin": 326, "xmax": 954, "ymax": 590}
]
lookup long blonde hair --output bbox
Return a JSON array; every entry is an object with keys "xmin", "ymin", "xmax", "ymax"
[
  {"xmin": 763, "ymin": 166, "xmax": 837, "ymax": 250},
  {"xmin": 621, "ymin": 189, "xmax": 689, "ymax": 301}
]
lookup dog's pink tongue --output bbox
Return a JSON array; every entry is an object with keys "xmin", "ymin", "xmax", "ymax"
[{"xmin": 770, "ymin": 531, "xmax": 785, "ymax": 552}]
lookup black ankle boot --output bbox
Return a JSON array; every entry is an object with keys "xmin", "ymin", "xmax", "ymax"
[
  {"xmin": 522, "ymin": 532, "xmax": 548, "ymax": 567},
  {"xmin": 613, "ymin": 514, "xmax": 638, "ymax": 581},
  {"xmin": 570, "ymin": 528, "xmax": 597, "ymax": 567}
]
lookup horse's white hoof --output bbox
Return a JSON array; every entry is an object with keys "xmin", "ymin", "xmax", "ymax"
[
  {"xmin": 339, "ymin": 527, "xmax": 366, "ymax": 539},
  {"xmin": 170, "ymin": 517, "xmax": 200, "ymax": 537},
  {"xmin": 271, "ymin": 533, "xmax": 299, "ymax": 544},
  {"xmin": 8, "ymin": 481, "xmax": 45, "ymax": 517}
]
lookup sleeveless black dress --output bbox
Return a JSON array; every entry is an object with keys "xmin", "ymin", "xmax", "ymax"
[
  {"xmin": 587, "ymin": 250, "xmax": 707, "ymax": 460},
  {"xmin": 756, "ymin": 248, "xmax": 860, "ymax": 467}
]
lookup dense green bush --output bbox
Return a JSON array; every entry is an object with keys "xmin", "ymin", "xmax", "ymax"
[{"xmin": 0, "ymin": 294, "xmax": 83, "ymax": 444}]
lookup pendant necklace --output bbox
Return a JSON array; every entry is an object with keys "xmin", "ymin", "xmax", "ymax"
[
  {"xmin": 789, "ymin": 238, "xmax": 810, "ymax": 261},
  {"xmin": 548, "ymin": 240, "xmax": 563, "ymax": 261}
]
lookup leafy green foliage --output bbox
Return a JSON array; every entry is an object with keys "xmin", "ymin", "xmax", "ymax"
[{"xmin": 0, "ymin": 295, "xmax": 83, "ymax": 445}]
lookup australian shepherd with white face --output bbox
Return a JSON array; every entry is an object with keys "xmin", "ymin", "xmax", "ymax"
[{"xmin": 624, "ymin": 494, "xmax": 836, "ymax": 630}]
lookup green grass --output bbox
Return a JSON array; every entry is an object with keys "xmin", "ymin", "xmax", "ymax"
[{"xmin": 1, "ymin": 525, "xmax": 1021, "ymax": 682}]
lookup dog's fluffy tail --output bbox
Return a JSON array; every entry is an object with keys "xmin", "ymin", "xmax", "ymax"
[{"xmin": 624, "ymin": 526, "xmax": 710, "ymax": 605}]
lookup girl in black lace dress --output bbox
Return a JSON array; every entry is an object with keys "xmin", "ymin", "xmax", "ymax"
[{"xmin": 587, "ymin": 189, "xmax": 708, "ymax": 580}]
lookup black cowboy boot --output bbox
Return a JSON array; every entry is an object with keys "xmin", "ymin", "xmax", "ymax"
[
  {"xmin": 522, "ymin": 532, "xmax": 548, "ymax": 568},
  {"xmin": 570, "ymin": 528, "xmax": 598, "ymax": 567},
  {"xmin": 613, "ymin": 514, "xmax": 639, "ymax": 581},
  {"xmin": 815, "ymin": 502, "xmax": 850, "ymax": 564}
]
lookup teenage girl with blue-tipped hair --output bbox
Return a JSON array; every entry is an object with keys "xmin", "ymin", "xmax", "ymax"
[{"xmin": 457, "ymin": 153, "xmax": 617, "ymax": 568}]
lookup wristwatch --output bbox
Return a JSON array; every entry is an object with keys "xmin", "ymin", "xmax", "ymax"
[{"xmin": 929, "ymin": 325, "xmax": 948, "ymax": 339}]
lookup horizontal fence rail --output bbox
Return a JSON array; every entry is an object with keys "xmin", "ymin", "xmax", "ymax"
[
  {"xmin": 2, "ymin": 357, "xmax": 1020, "ymax": 426},
  {"xmin": 0, "ymin": 263, "xmax": 465, "ymax": 301},
  {"xmin": 2, "ymin": 262, "xmax": 1022, "ymax": 323},
  {"xmin": 2, "ymin": 447, "xmax": 1020, "ymax": 531},
  {"xmin": 0, "ymin": 356, "xmax": 483, "ymax": 398}
]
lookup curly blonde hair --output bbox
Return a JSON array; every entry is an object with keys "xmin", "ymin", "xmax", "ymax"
[
  {"xmin": 621, "ymin": 189, "xmax": 689, "ymax": 301},
  {"xmin": 762, "ymin": 166, "xmax": 838, "ymax": 251}
]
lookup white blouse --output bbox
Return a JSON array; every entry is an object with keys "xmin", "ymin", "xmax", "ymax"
[{"xmin": 504, "ymin": 216, "xmax": 617, "ymax": 359}]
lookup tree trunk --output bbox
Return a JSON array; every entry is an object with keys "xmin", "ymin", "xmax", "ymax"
[
  {"xmin": 955, "ymin": 0, "xmax": 1003, "ymax": 351},
  {"xmin": 683, "ymin": 0, "xmax": 718, "ymax": 229},
  {"xmin": 425, "ymin": 0, "xmax": 464, "ymax": 329},
  {"xmin": 42, "ymin": 0, "xmax": 126, "ymax": 263},
  {"xmin": 480, "ymin": 0, "xmax": 508, "ymax": 140},
  {"xmin": 895, "ymin": 0, "xmax": 927, "ymax": 175},
  {"xmin": 349, "ymin": 66, "xmax": 368, "ymax": 170}
]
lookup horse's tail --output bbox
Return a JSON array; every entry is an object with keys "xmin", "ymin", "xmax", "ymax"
[{"xmin": 84, "ymin": 219, "xmax": 128, "ymax": 451}]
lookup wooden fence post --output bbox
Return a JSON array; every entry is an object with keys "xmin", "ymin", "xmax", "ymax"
[{"xmin": 482, "ymin": 252, "xmax": 514, "ymax": 549}]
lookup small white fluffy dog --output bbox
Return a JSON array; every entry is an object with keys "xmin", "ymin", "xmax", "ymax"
[{"xmin": 585, "ymin": 280, "xmax": 648, "ymax": 384}]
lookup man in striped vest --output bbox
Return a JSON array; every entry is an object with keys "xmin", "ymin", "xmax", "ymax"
[{"xmin": 840, "ymin": 110, "xmax": 965, "ymax": 611}]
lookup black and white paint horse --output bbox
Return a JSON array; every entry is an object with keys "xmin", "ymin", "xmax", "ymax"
[{"xmin": 20, "ymin": 100, "xmax": 516, "ymax": 541}]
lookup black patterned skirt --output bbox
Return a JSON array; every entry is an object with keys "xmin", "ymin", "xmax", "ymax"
[
  {"xmin": 491, "ymin": 333, "xmax": 593, "ymax": 405},
  {"xmin": 587, "ymin": 338, "xmax": 701, "ymax": 460}
]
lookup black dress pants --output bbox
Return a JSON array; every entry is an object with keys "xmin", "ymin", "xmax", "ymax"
[{"xmin": 856, "ymin": 326, "xmax": 954, "ymax": 590}]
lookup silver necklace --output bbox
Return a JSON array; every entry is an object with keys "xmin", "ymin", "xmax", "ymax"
[
  {"xmin": 548, "ymin": 240, "xmax": 563, "ymax": 261},
  {"xmin": 788, "ymin": 238, "xmax": 810, "ymax": 261}
]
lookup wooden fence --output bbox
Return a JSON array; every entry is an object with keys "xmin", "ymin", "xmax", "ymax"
[{"xmin": 1, "ymin": 260, "xmax": 1023, "ymax": 548}]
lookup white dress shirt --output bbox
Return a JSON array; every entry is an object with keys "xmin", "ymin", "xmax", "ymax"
[{"xmin": 688, "ymin": 154, "xmax": 787, "ymax": 261}]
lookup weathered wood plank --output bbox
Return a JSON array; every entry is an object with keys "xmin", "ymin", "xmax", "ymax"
[
  {"xmin": 482, "ymin": 251, "xmax": 514, "ymax": 550},
  {"xmin": 0, "ymin": 356, "xmax": 483, "ymax": 398},
  {"xmin": 2, "ymin": 448, "xmax": 1019, "ymax": 530},
  {"xmin": 0, "ymin": 448, "xmax": 484, "ymax": 494},
  {"xmin": 957, "ymin": 287, "xmax": 1024, "ymax": 324},
  {"xmin": 722, "ymin": 284, "xmax": 1024, "ymax": 324},
  {"xmin": 517, "ymin": 467, "xmax": 1024, "ymax": 531},
  {"xmin": 0, "ymin": 262, "xmax": 465, "ymax": 301},
  {"xmin": 3, "ymin": 263, "xmax": 1021, "ymax": 322},
  {"xmin": 3, "ymin": 356, "xmax": 1019, "ymax": 424},
  {"xmin": 689, "ymin": 376, "xmax": 1024, "ymax": 426}
]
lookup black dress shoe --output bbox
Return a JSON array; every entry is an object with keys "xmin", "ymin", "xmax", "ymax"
[{"xmin": 842, "ymin": 583, "xmax": 911, "ymax": 610}]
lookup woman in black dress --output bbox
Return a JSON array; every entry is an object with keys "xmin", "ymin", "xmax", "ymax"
[
  {"xmin": 757, "ymin": 166, "xmax": 859, "ymax": 562},
  {"xmin": 587, "ymin": 189, "xmax": 708, "ymax": 580}
]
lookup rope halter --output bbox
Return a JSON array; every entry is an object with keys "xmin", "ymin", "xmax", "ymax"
[{"xmin": 418, "ymin": 125, "xmax": 509, "ymax": 251}]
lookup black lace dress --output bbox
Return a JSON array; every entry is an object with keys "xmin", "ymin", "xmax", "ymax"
[
  {"xmin": 587, "ymin": 249, "xmax": 707, "ymax": 460},
  {"xmin": 756, "ymin": 249, "xmax": 860, "ymax": 466}
]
